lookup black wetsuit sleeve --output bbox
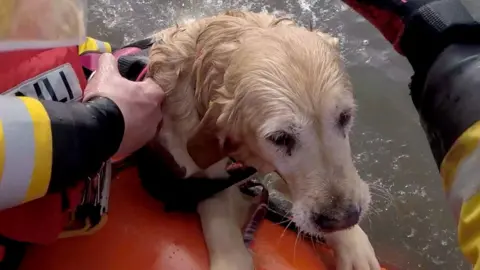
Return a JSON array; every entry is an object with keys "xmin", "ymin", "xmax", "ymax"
[
  {"xmin": 416, "ymin": 44, "xmax": 480, "ymax": 167},
  {"xmin": 340, "ymin": 0, "xmax": 480, "ymax": 166},
  {"xmin": 41, "ymin": 97, "xmax": 124, "ymax": 193},
  {"xmin": 384, "ymin": 1, "xmax": 480, "ymax": 167}
]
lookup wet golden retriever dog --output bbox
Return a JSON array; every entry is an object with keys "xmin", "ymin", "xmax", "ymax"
[{"xmin": 148, "ymin": 10, "xmax": 380, "ymax": 270}]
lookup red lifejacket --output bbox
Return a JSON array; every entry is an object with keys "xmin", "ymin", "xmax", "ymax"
[
  {"xmin": 0, "ymin": 37, "xmax": 152, "ymax": 246},
  {"xmin": 0, "ymin": 46, "xmax": 87, "ymax": 244}
]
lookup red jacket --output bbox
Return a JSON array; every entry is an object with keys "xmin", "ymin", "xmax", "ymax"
[{"xmin": 0, "ymin": 46, "xmax": 86, "ymax": 244}]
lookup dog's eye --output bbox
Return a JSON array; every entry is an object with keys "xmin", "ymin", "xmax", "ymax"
[
  {"xmin": 266, "ymin": 131, "xmax": 296, "ymax": 156},
  {"xmin": 338, "ymin": 110, "xmax": 352, "ymax": 129}
]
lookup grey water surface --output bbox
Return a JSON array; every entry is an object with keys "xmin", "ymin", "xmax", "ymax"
[{"xmin": 87, "ymin": 0, "xmax": 479, "ymax": 269}]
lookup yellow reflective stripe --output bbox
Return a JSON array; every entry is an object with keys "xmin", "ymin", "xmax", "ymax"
[
  {"xmin": 0, "ymin": 97, "xmax": 37, "ymax": 209},
  {"xmin": 0, "ymin": 120, "xmax": 4, "ymax": 186},
  {"xmin": 78, "ymin": 37, "xmax": 112, "ymax": 55},
  {"xmin": 20, "ymin": 97, "xmax": 52, "ymax": 203},
  {"xmin": 0, "ymin": 97, "xmax": 52, "ymax": 210},
  {"xmin": 441, "ymin": 121, "xmax": 480, "ymax": 268},
  {"xmin": 105, "ymin": 42, "xmax": 112, "ymax": 52},
  {"xmin": 441, "ymin": 121, "xmax": 480, "ymax": 193},
  {"xmin": 79, "ymin": 37, "xmax": 99, "ymax": 54},
  {"xmin": 458, "ymin": 192, "xmax": 480, "ymax": 267}
]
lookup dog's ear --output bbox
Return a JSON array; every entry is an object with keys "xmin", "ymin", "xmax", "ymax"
[
  {"xmin": 187, "ymin": 103, "xmax": 230, "ymax": 170},
  {"xmin": 148, "ymin": 27, "xmax": 197, "ymax": 93}
]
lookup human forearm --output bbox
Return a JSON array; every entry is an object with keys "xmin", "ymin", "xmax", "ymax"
[
  {"xmin": 342, "ymin": 0, "xmax": 480, "ymax": 74},
  {"xmin": 0, "ymin": 96, "xmax": 123, "ymax": 210},
  {"xmin": 424, "ymin": 44, "xmax": 480, "ymax": 266},
  {"xmin": 340, "ymin": 0, "xmax": 480, "ymax": 266},
  {"xmin": 42, "ymin": 96, "xmax": 124, "ymax": 193},
  {"xmin": 340, "ymin": 0, "xmax": 480, "ymax": 167}
]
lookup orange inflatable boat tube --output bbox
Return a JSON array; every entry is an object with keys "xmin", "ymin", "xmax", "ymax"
[{"xmin": 19, "ymin": 167, "xmax": 386, "ymax": 270}]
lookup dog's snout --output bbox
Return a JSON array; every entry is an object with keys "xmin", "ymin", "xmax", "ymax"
[{"xmin": 311, "ymin": 205, "xmax": 361, "ymax": 233}]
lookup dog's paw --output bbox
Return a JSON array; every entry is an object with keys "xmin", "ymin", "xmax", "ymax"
[{"xmin": 324, "ymin": 225, "xmax": 381, "ymax": 270}]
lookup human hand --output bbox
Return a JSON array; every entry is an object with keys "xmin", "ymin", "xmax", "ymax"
[{"xmin": 83, "ymin": 53, "xmax": 165, "ymax": 158}]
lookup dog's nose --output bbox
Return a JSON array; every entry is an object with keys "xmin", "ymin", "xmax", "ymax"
[{"xmin": 311, "ymin": 205, "xmax": 361, "ymax": 233}]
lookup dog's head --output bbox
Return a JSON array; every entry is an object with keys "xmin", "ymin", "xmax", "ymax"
[{"xmin": 151, "ymin": 13, "xmax": 370, "ymax": 236}]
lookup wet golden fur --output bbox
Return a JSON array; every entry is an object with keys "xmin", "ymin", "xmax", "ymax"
[
  {"xmin": 149, "ymin": 11, "xmax": 342, "ymax": 146},
  {"xmin": 148, "ymin": 10, "xmax": 380, "ymax": 270}
]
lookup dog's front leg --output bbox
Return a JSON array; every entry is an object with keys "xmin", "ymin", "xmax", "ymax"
[
  {"xmin": 324, "ymin": 225, "xmax": 381, "ymax": 270},
  {"xmin": 197, "ymin": 185, "xmax": 254, "ymax": 270}
]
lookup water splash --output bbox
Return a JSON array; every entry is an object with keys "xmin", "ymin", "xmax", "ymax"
[
  {"xmin": 87, "ymin": 0, "xmax": 468, "ymax": 268},
  {"xmin": 87, "ymin": 0, "xmax": 380, "ymax": 67}
]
